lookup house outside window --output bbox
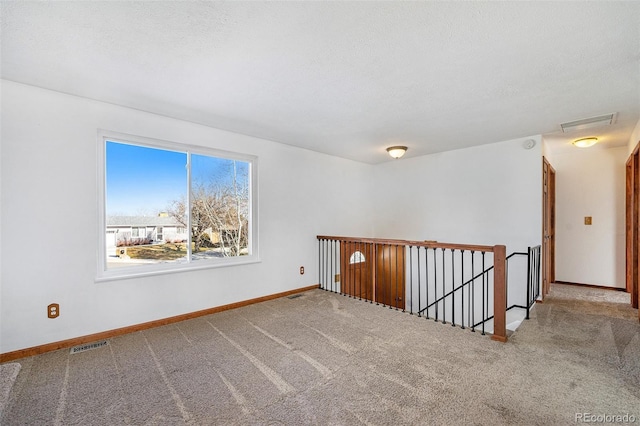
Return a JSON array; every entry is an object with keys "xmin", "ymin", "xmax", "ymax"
[{"xmin": 97, "ymin": 130, "xmax": 259, "ymax": 280}]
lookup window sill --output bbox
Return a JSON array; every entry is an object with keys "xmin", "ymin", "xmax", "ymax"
[{"xmin": 95, "ymin": 256, "xmax": 261, "ymax": 283}]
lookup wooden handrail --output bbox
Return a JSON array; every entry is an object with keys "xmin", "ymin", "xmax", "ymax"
[
  {"xmin": 317, "ymin": 235, "xmax": 508, "ymax": 342},
  {"xmin": 317, "ymin": 235, "xmax": 496, "ymax": 253}
]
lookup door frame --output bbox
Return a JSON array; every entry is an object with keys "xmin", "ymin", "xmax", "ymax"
[
  {"xmin": 626, "ymin": 142, "xmax": 640, "ymax": 317},
  {"xmin": 542, "ymin": 157, "xmax": 556, "ymax": 299}
]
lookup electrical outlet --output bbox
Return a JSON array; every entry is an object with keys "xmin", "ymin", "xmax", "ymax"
[
  {"xmin": 48, "ymin": 303, "xmax": 60, "ymax": 319},
  {"xmin": 584, "ymin": 216, "xmax": 592, "ymax": 225},
  {"xmin": 335, "ymin": 274, "xmax": 340, "ymax": 282},
  {"xmin": 300, "ymin": 266, "xmax": 304, "ymax": 275}
]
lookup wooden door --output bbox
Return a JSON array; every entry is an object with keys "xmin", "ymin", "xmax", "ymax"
[
  {"xmin": 542, "ymin": 157, "xmax": 556, "ymax": 298},
  {"xmin": 636, "ymin": 149, "xmax": 640, "ymax": 317},
  {"xmin": 341, "ymin": 241, "xmax": 374, "ymax": 300},
  {"xmin": 375, "ymin": 244, "xmax": 405, "ymax": 309},
  {"xmin": 626, "ymin": 143, "xmax": 639, "ymax": 314},
  {"xmin": 549, "ymin": 164, "xmax": 556, "ymax": 284}
]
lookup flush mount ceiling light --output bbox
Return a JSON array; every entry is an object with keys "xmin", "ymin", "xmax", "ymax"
[
  {"xmin": 386, "ymin": 146, "xmax": 407, "ymax": 159},
  {"xmin": 572, "ymin": 137, "xmax": 598, "ymax": 148},
  {"xmin": 560, "ymin": 113, "xmax": 616, "ymax": 133}
]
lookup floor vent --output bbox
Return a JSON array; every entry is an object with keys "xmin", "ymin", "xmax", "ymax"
[
  {"xmin": 70, "ymin": 340, "xmax": 109, "ymax": 354},
  {"xmin": 287, "ymin": 294, "xmax": 303, "ymax": 299}
]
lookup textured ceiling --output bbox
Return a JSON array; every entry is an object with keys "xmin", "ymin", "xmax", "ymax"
[{"xmin": 2, "ymin": 1, "xmax": 639, "ymax": 163}]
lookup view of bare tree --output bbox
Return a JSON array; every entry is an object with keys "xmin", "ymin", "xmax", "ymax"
[{"xmin": 167, "ymin": 159, "xmax": 249, "ymax": 257}]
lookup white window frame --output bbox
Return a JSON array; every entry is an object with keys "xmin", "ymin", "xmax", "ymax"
[{"xmin": 96, "ymin": 130, "xmax": 260, "ymax": 281}]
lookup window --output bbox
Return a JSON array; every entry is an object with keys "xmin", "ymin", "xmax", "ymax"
[
  {"xmin": 98, "ymin": 130, "xmax": 259, "ymax": 280},
  {"xmin": 131, "ymin": 227, "xmax": 146, "ymax": 238},
  {"xmin": 349, "ymin": 251, "xmax": 366, "ymax": 264}
]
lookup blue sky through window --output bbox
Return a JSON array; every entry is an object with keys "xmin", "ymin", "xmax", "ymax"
[
  {"xmin": 191, "ymin": 153, "xmax": 249, "ymax": 188},
  {"xmin": 106, "ymin": 141, "xmax": 187, "ymax": 216},
  {"xmin": 106, "ymin": 141, "xmax": 249, "ymax": 216}
]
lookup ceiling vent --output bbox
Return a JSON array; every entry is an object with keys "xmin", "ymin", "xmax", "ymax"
[{"xmin": 560, "ymin": 113, "xmax": 617, "ymax": 133}]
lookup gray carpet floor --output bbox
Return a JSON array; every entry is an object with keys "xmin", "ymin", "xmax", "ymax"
[{"xmin": 1, "ymin": 283, "xmax": 639, "ymax": 425}]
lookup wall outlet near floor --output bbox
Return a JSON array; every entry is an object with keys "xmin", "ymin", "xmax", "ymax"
[
  {"xmin": 48, "ymin": 303, "xmax": 59, "ymax": 319},
  {"xmin": 300, "ymin": 266, "xmax": 304, "ymax": 275},
  {"xmin": 584, "ymin": 216, "xmax": 592, "ymax": 225}
]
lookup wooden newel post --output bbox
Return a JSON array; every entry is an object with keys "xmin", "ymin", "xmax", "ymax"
[{"xmin": 491, "ymin": 245, "xmax": 508, "ymax": 343}]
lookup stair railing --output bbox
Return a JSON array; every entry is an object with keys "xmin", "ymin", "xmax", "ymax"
[{"xmin": 317, "ymin": 236, "xmax": 508, "ymax": 342}]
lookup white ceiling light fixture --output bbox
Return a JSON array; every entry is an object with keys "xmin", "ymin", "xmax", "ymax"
[
  {"xmin": 572, "ymin": 137, "xmax": 598, "ymax": 148},
  {"xmin": 386, "ymin": 146, "xmax": 408, "ymax": 159},
  {"xmin": 560, "ymin": 113, "xmax": 616, "ymax": 133}
]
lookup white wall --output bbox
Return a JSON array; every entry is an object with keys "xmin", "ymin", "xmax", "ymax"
[
  {"xmin": 372, "ymin": 137, "xmax": 542, "ymax": 250},
  {"xmin": 0, "ymin": 80, "xmax": 548, "ymax": 354},
  {"xmin": 548, "ymin": 146, "xmax": 627, "ymax": 288},
  {"xmin": 0, "ymin": 81, "xmax": 375, "ymax": 354},
  {"xmin": 372, "ymin": 136, "xmax": 543, "ymax": 310}
]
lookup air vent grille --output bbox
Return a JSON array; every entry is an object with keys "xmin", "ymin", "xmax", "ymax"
[
  {"xmin": 70, "ymin": 340, "xmax": 108, "ymax": 354},
  {"xmin": 560, "ymin": 113, "xmax": 616, "ymax": 133}
]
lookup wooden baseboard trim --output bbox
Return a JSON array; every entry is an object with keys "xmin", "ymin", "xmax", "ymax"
[
  {"xmin": 553, "ymin": 281, "xmax": 627, "ymax": 292},
  {"xmin": 0, "ymin": 284, "xmax": 320, "ymax": 363}
]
